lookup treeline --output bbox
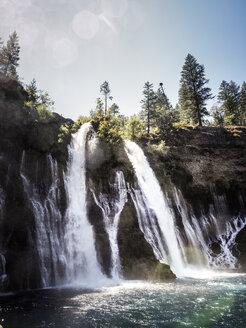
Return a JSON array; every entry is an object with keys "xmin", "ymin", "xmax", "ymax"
[
  {"xmin": 1, "ymin": 32, "xmax": 246, "ymax": 145},
  {"xmin": 78, "ymin": 54, "xmax": 246, "ymax": 143}
]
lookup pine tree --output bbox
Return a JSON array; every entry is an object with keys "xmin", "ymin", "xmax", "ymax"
[
  {"xmin": 140, "ymin": 81, "xmax": 156, "ymax": 134},
  {"xmin": 239, "ymin": 81, "xmax": 246, "ymax": 125},
  {"xmin": 26, "ymin": 79, "xmax": 39, "ymax": 106},
  {"xmin": 109, "ymin": 103, "xmax": 119, "ymax": 115},
  {"xmin": 100, "ymin": 81, "xmax": 111, "ymax": 114},
  {"xmin": 0, "ymin": 31, "xmax": 20, "ymax": 80},
  {"xmin": 178, "ymin": 54, "xmax": 213, "ymax": 126},
  {"xmin": 211, "ymin": 104, "xmax": 224, "ymax": 126},
  {"xmin": 218, "ymin": 80, "xmax": 240, "ymax": 125},
  {"xmin": 157, "ymin": 83, "xmax": 172, "ymax": 110}
]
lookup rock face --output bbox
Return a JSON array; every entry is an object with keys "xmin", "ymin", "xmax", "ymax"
[{"xmin": 1, "ymin": 79, "xmax": 246, "ymax": 292}]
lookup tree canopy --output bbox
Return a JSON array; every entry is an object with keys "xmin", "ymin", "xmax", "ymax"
[
  {"xmin": 0, "ymin": 31, "xmax": 20, "ymax": 80},
  {"xmin": 178, "ymin": 54, "xmax": 213, "ymax": 126}
]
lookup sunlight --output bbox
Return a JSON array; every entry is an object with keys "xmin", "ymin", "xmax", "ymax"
[{"xmin": 72, "ymin": 11, "xmax": 99, "ymax": 40}]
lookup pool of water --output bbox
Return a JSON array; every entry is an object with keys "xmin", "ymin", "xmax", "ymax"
[{"xmin": 0, "ymin": 274, "xmax": 245, "ymax": 328}]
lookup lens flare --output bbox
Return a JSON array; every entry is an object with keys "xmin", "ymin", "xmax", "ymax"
[{"xmin": 72, "ymin": 11, "xmax": 99, "ymax": 40}]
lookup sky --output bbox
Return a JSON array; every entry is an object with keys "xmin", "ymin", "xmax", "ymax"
[{"xmin": 0, "ymin": 0, "xmax": 246, "ymax": 120}]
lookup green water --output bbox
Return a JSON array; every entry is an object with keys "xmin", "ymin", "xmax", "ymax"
[{"xmin": 0, "ymin": 275, "xmax": 245, "ymax": 328}]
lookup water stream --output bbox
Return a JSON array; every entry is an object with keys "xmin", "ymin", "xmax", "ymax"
[{"xmin": 91, "ymin": 171, "xmax": 127, "ymax": 279}]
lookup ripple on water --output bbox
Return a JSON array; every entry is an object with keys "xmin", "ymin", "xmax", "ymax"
[{"xmin": 0, "ymin": 275, "xmax": 245, "ymax": 327}]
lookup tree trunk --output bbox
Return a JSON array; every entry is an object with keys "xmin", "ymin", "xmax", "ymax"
[
  {"xmin": 147, "ymin": 96, "xmax": 150, "ymax": 134},
  {"xmin": 105, "ymin": 95, "xmax": 107, "ymax": 115},
  {"xmin": 198, "ymin": 108, "xmax": 202, "ymax": 126}
]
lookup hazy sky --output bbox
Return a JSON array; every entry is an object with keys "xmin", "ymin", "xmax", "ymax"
[{"xmin": 0, "ymin": 0, "xmax": 246, "ymax": 120}]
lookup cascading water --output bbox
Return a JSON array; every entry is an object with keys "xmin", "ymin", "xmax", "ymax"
[
  {"xmin": 124, "ymin": 140, "xmax": 185, "ymax": 277},
  {"xmin": 124, "ymin": 140, "xmax": 246, "ymax": 277},
  {"xmin": 173, "ymin": 189, "xmax": 246, "ymax": 270},
  {"xmin": 21, "ymin": 152, "xmax": 66, "ymax": 287},
  {"xmin": 209, "ymin": 216, "xmax": 246, "ymax": 269},
  {"xmin": 91, "ymin": 171, "xmax": 128, "ymax": 279},
  {"xmin": 63, "ymin": 123, "xmax": 106, "ymax": 286}
]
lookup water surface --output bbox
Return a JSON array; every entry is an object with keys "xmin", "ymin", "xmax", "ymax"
[{"xmin": 0, "ymin": 275, "xmax": 245, "ymax": 328}]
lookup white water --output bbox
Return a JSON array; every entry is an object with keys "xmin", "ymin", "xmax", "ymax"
[
  {"xmin": 92, "ymin": 171, "xmax": 128, "ymax": 279},
  {"xmin": 21, "ymin": 153, "xmax": 66, "ymax": 287},
  {"xmin": 173, "ymin": 189, "xmax": 246, "ymax": 270},
  {"xmin": 124, "ymin": 140, "xmax": 246, "ymax": 278},
  {"xmin": 124, "ymin": 140, "xmax": 185, "ymax": 277},
  {"xmin": 16, "ymin": 127, "xmax": 246, "ymax": 286},
  {"xmin": 64, "ymin": 123, "xmax": 106, "ymax": 286}
]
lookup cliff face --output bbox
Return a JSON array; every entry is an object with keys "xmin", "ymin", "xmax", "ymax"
[
  {"xmin": 142, "ymin": 126, "xmax": 246, "ymax": 267},
  {"xmin": 1, "ymin": 80, "xmax": 246, "ymax": 292}
]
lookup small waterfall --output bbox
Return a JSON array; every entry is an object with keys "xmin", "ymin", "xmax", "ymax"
[
  {"xmin": 174, "ymin": 189, "xmax": 246, "ymax": 270},
  {"xmin": 64, "ymin": 123, "xmax": 106, "ymax": 285},
  {"xmin": 124, "ymin": 140, "xmax": 185, "ymax": 276},
  {"xmin": 91, "ymin": 171, "xmax": 128, "ymax": 279},
  {"xmin": 209, "ymin": 216, "xmax": 246, "ymax": 269},
  {"xmin": 21, "ymin": 153, "xmax": 66, "ymax": 287}
]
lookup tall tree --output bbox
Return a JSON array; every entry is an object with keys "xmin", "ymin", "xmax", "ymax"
[
  {"xmin": 140, "ymin": 81, "xmax": 156, "ymax": 134},
  {"xmin": 0, "ymin": 31, "xmax": 20, "ymax": 80},
  {"xmin": 239, "ymin": 81, "xmax": 246, "ymax": 125},
  {"xmin": 218, "ymin": 80, "xmax": 240, "ymax": 125},
  {"xmin": 100, "ymin": 81, "xmax": 111, "ymax": 114},
  {"xmin": 178, "ymin": 54, "xmax": 213, "ymax": 126},
  {"xmin": 157, "ymin": 83, "xmax": 172, "ymax": 110}
]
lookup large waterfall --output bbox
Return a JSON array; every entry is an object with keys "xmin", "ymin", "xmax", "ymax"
[
  {"xmin": 124, "ymin": 140, "xmax": 246, "ymax": 277},
  {"xmin": 63, "ymin": 123, "xmax": 106, "ymax": 286},
  {"xmin": 124, "ymin": 140, "xmax": 185, "ymax": 276},
  {"xmin": 20, "ymin": 123, "xmax": 107, "ymax": 288}
]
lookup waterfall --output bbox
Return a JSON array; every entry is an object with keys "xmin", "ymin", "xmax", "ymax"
[
  {"xmin": 173, "ymin": 189, "xmax": 246, "ymax": 270},
  {"xmin": 124, "ymin": 140, "xmax": 246, "ymax": 277},
  {"xmin": 91, "ymin": 171, "xmax": 128, "ymax": 279},
  {"xmin": 209, "ymin": 216, "xmax": 246, "ymax": 269},
  {"xmin": 63, "ymin": 123, "xmax": 106, "ymax": 286},
  {"xmin": 21, "ymin": 152, "xmax": 66, "ymax": 287},
  {"xmin": 124, "ymin": 140, "xmax": 185, "ymax": 276}
]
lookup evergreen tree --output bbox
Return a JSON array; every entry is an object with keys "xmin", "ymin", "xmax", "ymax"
[
  {"xmin": 25, "ymin": 78, "xmax": 54, "ymax": 111},
  {"xmin": 140, "ymin": 81, "xmax": 156, "ymax": 134},
  {"xmin": 239, "ymin": 81, "xmax": 246, "ymax": 125},
  {"xmin": 109, "ymin": 103, "xmax": 119, "ymax": 115},
  {"xmin": 178, "ymin": 54, "xmax": 213, "ymax": 126},
  {"xmin": 26, "ymin": 79, "xmax": 39, "ymax": 106},
  {"xmin": 157, "ymin": 83, "xmax": 172, "ymax": 110},
  {"xmin": 100, "ymin": 81, "xmax": 111, "ymax": 114},
  {"xmin": 211, "ymin": 104, "xmax": 224, "ymax": 126},
  {"xmin": 125, "ymin": 115, "xmax": 143, "ymax": 140},
  {"xmin": 39, "ymin": 90, "xmax": 55, "ymax": 109},
  {"xmin": 0, "ymin": 31, "xmax": 20, "ymax": 80},
  {"xmin": 218, "ymin": 80, "xmax": 240, "ymax": 125}
]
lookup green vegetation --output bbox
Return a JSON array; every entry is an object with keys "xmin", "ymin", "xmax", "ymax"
[
  {"xmin": 178, "ymin": 54, "xmax": 213, "ymax": 126},
  {"xmin": 0, "ymin": 31, "xmax": 20, "ymax": 80},
  {"xmin": 1, "ymin": 31, "xmax": 246, "ymax": 148}
]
